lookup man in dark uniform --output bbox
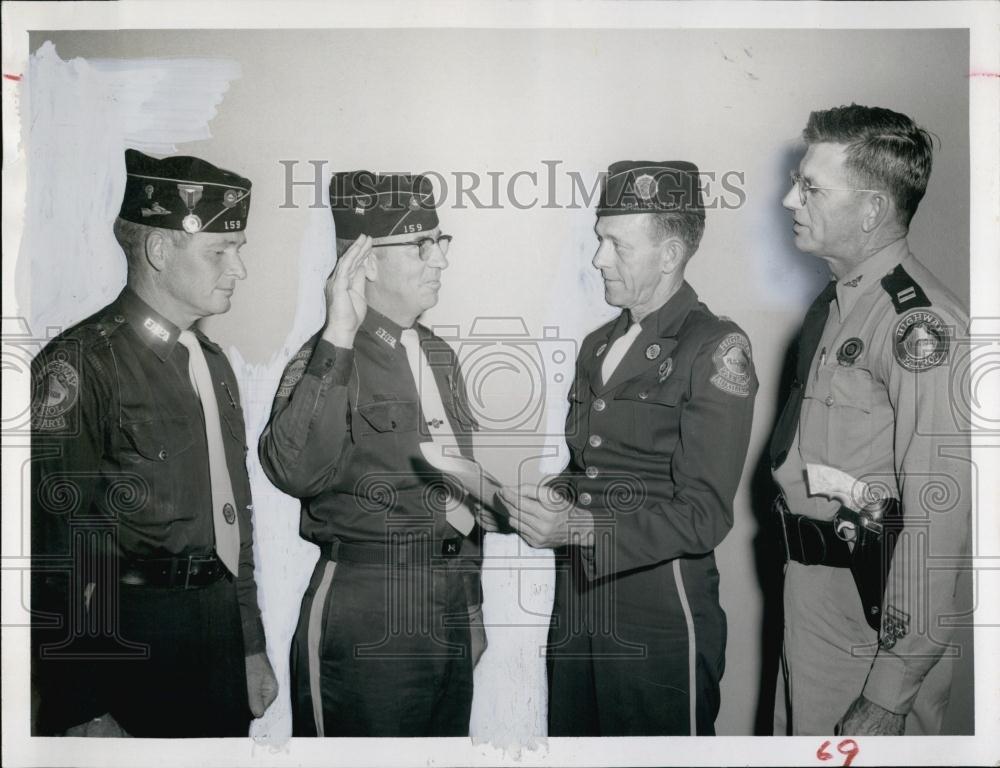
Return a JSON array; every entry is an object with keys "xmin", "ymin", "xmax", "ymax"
[
  {"xmin": 31, "ymin": 149, "xmax": 278, "ymax": 736},
  {"xmin": 501, "ymin": 161, "xmax": 758, "ymax": 735},
  {"xmin": 770, "ymin": 105, "xmax": 970, "ymax": 735},
  {"xmin": 258, "ymin": 171, "xmax": 485, "ymax": 737}
]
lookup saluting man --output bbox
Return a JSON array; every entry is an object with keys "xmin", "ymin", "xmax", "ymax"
[
  {"xmin": 770, "ymin": 104, "xmax": 971, "ymax": 735},
  {"xmin": 31, "ymin": 150, "xmax": 277, "ymax": 737},
  {"xmin": 501, "ymin": 161, "xmax": 758, "ymax": 735},
  {"xmin": 259, "ymin": 171, "xmax": 485, "ymax": 737}
]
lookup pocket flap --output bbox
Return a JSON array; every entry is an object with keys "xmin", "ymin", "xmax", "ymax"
[
  {"xmin": 613, "ymin": 381, "xmax": 684, "ymax": 406},
  {"xmin": 357, "ymin": 399, "xmax": 420, "ymax": 433},
  {"xmin": 121, "ymin": 418, "xmax": 196, "ymax": 460}
]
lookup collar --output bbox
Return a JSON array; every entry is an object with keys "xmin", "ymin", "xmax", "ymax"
[
  {"xmin": 361, "ymin": 306, "xmax": 406, "ymax": 352},
  {"xmin": 651, "ymin": 281, "xmax": 700, "ymax": 338},
  {"xmin": 117, "ymin": 288, "xmax": 183, "ymax": 362},
  {"xmin": 835, "ymin": 238, "xmax": 910, "ymax": 320}
]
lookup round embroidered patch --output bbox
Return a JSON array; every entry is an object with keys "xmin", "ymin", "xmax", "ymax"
[
  {"xmin": 893, "ymin": 310, "xmax": 948, "ymax": 371},
  {"xmin": 710, "ymin": 333, "xmax": 752, "ymax": 397},
  {"xmin": 836, "ymin": 337, "xmax": 864, "ymax": 366},
  {"xmin": 276, "ymin": 349, "xmax": 312, "ymax": 398},
  {"xmin": 32, "ymin": 358, "xmax": 80, "ymax": 431}
]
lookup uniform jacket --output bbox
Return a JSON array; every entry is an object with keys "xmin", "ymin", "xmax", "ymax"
[
  {"xmin": 30, "ymin": 289, "xmax": 267, "ymax": 726},
  {"xmin": 563, "ymin": 281, "xmax": 758, "ymax": 581},
  {"xmin": 258, "ymin": 308, "xmax": 482, "ymax": 606},
  {"xmin": 773, "ymin": 240, "xmax": 971, "ymax": 715}
]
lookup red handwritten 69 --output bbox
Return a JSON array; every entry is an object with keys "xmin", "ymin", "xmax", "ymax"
[{"xmin": 817, "ymin": 738, "xmax": 860, "ymax": 767}]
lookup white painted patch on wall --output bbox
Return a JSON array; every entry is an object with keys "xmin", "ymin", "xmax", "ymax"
[{"xmin": 16, "ymin": 42, "xmax": 242, "ymax": 336}]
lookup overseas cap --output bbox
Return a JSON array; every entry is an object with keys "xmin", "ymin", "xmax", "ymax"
[
  {"xmin": 119, "ymin": 149, "xmax": 251, "ymax": 234},
  {"xmin": 598, "ymin": 160, "xmax": 704, "ymax": 217},
  {"xmin": 329, "ymin": 171, "xmax": 438, "ymax": 240}
]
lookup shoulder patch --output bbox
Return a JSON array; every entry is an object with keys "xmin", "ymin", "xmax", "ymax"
[
  {"xmin": 276, "ymin": 348, "xmax": 312, "ymax": 398},
  {"xmin": 32, "ymin": 357, "xmax": 80, "ymax": 432},
  {"xmin": 880, "ymin": 264, "xmax": 931, "ymax": 315},
  {"xmin": 709, "ymin": 333, "xmax": 752, "ymax": 397},
  {"xmin": 893, "ymin": 309, "xmax": 949, "ymax": 372}
]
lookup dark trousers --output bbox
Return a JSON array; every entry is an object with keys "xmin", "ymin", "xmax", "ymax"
[
  {"xmin": 291, "ymin": 557, "xmax": 473, "ymax": 737},
  {"xmin": 546, "ymin": 553, "xmax": 726, "ymax": 736},
  {"xmin": 35, "ymin": 576, "xmax": 250, "ymax": 737}
]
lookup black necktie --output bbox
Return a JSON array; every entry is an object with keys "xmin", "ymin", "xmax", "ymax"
[{"xmin": 769, "ymin": 280, "xmax": 837, "ymax": 469}]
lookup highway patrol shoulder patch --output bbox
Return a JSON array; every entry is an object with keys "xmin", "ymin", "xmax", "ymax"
[
  {"xmin": 710, "ymin": 332, "xmax": 752, "ymax": 397},
  {"xmin": 893, "ymin": 309, "xmax": 949, "ymax": 372},
  {"xmin": 31, "ymin": 356, "xmax": 80, "ymax": 432},
  {"xmin": 276, "ymin": 348, "xmax": 312, "ymax": 398}
]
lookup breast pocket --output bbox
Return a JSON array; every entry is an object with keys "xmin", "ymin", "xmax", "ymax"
[
  {"xmin": 804, "ymin": 368, "xmax": 874, "ymax": 469},
  {"xmin": 118, "ymin": 417, "xmax": 197, "ymax": 515},
  {"xmin": 613, "ymin": 381, "xmax": 685, "ymax": 451},
  {"xmin": 356, "ymin": 398, "xmax": 420, "ymax": 436}
]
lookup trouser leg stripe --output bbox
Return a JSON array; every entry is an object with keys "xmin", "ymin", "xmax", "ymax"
[
  {"xmin": 672, "ymin": 558, "xmax": 697, "ymax": 735},
  {"xmin": 307, "ymin": 561, "xmax": 337, "ymax": 737}
]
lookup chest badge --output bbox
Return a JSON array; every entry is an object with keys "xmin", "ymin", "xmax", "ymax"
[
  {"xmin": 645, "ymin": 343, "xmax": 661, "ymax": 360},
  {"xmin": 657, "ymin": 357, "xmax": 673, "ymax": 382},
  {"xmin": 595, "ymin": 342, "xmax": 608, "ymax": 357},
  {"xmin": 836, "ymin": 337, "xmax": 864, "ymax": 366}
]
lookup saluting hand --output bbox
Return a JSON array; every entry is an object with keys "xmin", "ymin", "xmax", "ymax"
[
  {"xmin": 500, "ymin": 483, "xmax": 594, "ymax": 549},
  {"xmin": 322, "ymin": 234, "xmax": 373, "ymax": 348}
]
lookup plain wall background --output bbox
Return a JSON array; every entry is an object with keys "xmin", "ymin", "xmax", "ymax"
[{"xmin": 25, "ymin": 28, "xmax": 972, "ymax": 738}]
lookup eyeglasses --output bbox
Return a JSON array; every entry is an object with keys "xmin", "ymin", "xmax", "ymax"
[
  {"xmin": 373, "ymin": 234, "xmax": 452, "ymax": 260},
  {"xmin": 789, "ymin": 171, "xmax": 883, "ymax": 206}
]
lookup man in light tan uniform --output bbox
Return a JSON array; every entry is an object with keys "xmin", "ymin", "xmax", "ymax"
[{"xmin": 770, "ymin": 104, "xmax": 970, "ymax": 735}]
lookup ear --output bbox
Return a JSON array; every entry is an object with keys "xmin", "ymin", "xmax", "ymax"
[
  {"xmin": 659, "ymin": 235, "xmax": 687, "ymax": 275},
  {"xmin": 861, "ymin": 192, "xmax": 891, "ymax": 233},
  {"xmin": 145, "ymin": 230, "xmax": 169, "ymax": 272}
]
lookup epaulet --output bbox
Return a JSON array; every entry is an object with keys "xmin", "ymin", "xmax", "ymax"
[{"xmin": 880, "ymin": 264, "xmax": 932, "ymax": 315}]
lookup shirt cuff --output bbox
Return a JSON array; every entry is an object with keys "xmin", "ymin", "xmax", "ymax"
[
  {"xmin": 241, "ymin": 615, "xmax": 267, "ymax": 657},
  {"xmin": 306, "ymin": 340, "xmax": 354, "ymax": 386},
  {"xmin": 862, "ymin": 652, "xmax": 920, "ymax": 715}
]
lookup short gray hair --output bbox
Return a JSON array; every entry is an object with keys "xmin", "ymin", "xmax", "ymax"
[
  {"xmin": 646, "ymin": 211, "xmax": 705, "ymax": 260},
  {"xmin": 113, "ymin": 217, "xmax": 190, "ymax": 263}
]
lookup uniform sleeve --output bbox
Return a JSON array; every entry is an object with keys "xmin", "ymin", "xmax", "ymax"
[
  {"xmin": 588, "ymin": 329, "xmax": 758, "ymax": 580},
  {"xmin": 451, "ymin": 357, "xmax": 484, "ymax": 611},
  {"xmin": 30, "ymin": 338, "xmax": 108, "ymax": 732},
  {"xmin": 258, "ymin": 337, "xmax": 356, "ymax": 498},
  {"xmin": 862, "ymin": 309, "xmax": 971, "ymax": 715}
]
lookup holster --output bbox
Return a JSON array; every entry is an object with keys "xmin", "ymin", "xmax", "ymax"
[
  {"xmin": 843, "ymin": 499, "xmax": 903, "ymax": 631},
  {"xmin": 776, "ymin": 495, "xmax": 903, "ymax": 631}
]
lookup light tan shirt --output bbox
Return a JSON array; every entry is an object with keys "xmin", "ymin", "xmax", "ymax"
[{"xmin": 774, "ymin": 238, "xmax": 971, "ymax": 715}]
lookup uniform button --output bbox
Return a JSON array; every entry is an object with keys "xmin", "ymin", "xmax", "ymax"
[
  {"xmin": 578, "ymin": 492, "xmax": 592, "ymax": 506},
  {"xmin": 638, "ymin": 392, "xmax": 648, "ymax": 400},
  {"xmin": 323, "ymin": 359, "xmax": 333, "ymax": 369},
  {"xmin": 157, "ymin": 449, "xmax": 168, "ymax": 460},
  {"xmin": 585, "ymin": 466, "xmax": 599, "ymax": 479},
  {"xmin": 825, "ymin": 396, "xmax": 835, "ymax": 406},
  {"xmin": 114, "ymin": 315, "xmax": 125, "ymax": 323},
  {"xmin": 588, "ymin": 434, "xmax": 603, "ymax": 448},
  {"xmin": 593, "ymin": 398, "xmax": 606, "ymax": 412}
]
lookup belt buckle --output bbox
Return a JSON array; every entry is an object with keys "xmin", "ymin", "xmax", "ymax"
[{"xmin": 183, "ymin": 556, "xmax": 194, "ymax": 589}]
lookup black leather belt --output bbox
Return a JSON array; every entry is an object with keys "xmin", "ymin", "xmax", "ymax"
[
  {"xmin": 774, "ymin": 495, "xmax": 852, "ymax": 568},
  {"xmin": 120, "ymin": 554, "xmax": 230, "ymax": 589},
  {"xmin": 320, "ymin": 536, "xmax": 464, "ymax": 566}
]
